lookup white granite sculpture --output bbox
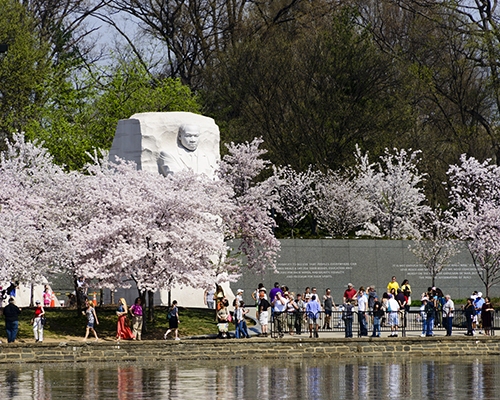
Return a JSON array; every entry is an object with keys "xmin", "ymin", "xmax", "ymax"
[
  {"xmin": 109, "ymin": 112, "xmax": 233, "ymax": 308},
  {"xmin": 109, "ymin": 112, "xmax": 220, "ymax": 178}
]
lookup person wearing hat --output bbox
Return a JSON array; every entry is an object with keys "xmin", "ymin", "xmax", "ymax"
[
  {"xmin": 31, "ymin": 300, "xmax": 46, "ymax": 342},
  {"xmin": 420, "ymin": 297, "xmax": 429, "ymax": 337},
  {"xmin": 235, "ymin": 289, "xmax": 244, "ymax": 307},
  {"xmin": 343, "ymin": 283, "xmax": 357, "ymax": 304},
  {"xmin": 3, "ymin": 297, "xmax": 21, "ymax": 343},
  {"xmin": 474, "ymin": 292, "xmax": 485, "ymax": 334}
]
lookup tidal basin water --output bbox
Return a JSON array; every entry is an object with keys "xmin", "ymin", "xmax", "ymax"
[{"xmin": 1, "ymin": 356, "xmax": 500, "ymax": 399}]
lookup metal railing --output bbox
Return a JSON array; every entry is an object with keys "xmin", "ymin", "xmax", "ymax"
[{"xmin": 269, "ymin": 309, "xmax": 498, "ymax": 338}]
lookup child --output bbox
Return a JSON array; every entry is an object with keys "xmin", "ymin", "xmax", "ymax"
[{"xmin": 83, "ymin": 300, "xmax": 99, "ymax": 341}]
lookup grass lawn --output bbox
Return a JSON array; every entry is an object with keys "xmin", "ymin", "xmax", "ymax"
[{"xmin": 0, "ymin": 306, "xmax": 252, "ymax": 342}]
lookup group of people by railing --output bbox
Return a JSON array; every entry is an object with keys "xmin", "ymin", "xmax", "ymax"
[{"xmin": 251, "ymin": 279, "xmax": 497, "ymax": 339}]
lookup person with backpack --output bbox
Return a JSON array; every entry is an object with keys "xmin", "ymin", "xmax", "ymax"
[
  {"xmin": 424, "ymin": 296, "xmax": 436, "ymax": 336},
  {"xmin": 342, "ymin": 298, "xmax": 354, "ymax": 338}
]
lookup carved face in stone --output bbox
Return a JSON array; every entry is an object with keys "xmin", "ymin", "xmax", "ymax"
[{"xmin": 179, "ymin": 124, "xmax": 200, "ymax": 151}]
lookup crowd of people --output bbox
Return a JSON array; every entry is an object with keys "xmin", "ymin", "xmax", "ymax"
[{"xmin": 242, "ymin": 278, "xmax": 496, "ymax": 339}]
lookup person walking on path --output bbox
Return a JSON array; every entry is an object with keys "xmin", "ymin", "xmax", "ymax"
[
  {"xmin": 442, "ymin": 295, "xmax": 454, "ymax": 336},
  {"xmin": 130, "ymin": 297, "xmax": 143, "ymax": 340},
  {"xmin": 3, "ymin": 297, "xmax": 21, "ymax": 343},
  {"xmin": 116, "ymin": 298, "xmax": 135, "ymax": 340},
  {"xmin": 31, "ymin": 300, "xmax": 45, "ymax": 343},
  {"xmin": 83, "ymin": 300, "xmax": 99, "ymax": 341},
  {"xmin": 164, "ymin": 300, "xmax": 180, "ymax": 340}
]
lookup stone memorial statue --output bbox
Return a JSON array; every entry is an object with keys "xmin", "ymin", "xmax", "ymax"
[
  {"xmin": 158, "ymin": 124, "xmax": 218, "ymax": 177},
  {"xmin": 109, "ymin": 112, "xmax": 233, "ymax": 308},
  {"xmin": 109, "ymin": 112, "xmax": 220, "ymax": 178}
]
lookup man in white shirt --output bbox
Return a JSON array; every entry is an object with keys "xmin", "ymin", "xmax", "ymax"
[
  {"xmin": 387, "ymin": 294, "xmax": 400, "ymax": 337},
  {"xmin": 272, "ymin": 292, "xmax": 288, "ymax": 338},
  {"xmin": 357, "ymin": 287, "xmax": 368, "ymax": 336},
  {"xmin": 442, "ymin": 295, "xmax": 454, "ymax": 336}
]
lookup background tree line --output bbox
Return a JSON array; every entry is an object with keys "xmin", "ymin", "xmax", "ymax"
[{"xmin": 1, "ymin": 0, "xmax": 499, "ymax": 210}]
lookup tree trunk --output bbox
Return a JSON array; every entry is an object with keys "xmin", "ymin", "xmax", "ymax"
[
  {"xmin": 148, "ymin": 290, "xmax": 154, "ymax": 322},
  {"xmin": 99, "ymin": 289, "xmax": 104, "ymax": 307},
  {"xmin": 110, "ymin": 290, "xmax": 115, "ymax": 305},
  {"xmin": 30, "ymin": 284, "xmax": 34, "ymax": 307}
]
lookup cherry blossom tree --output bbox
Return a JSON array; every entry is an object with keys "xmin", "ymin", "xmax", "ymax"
[
  {"xmin": 217, "ymin": 138, "xmax": 280, "ymax": 274},
  {"xmin": 446, "ymin": 155, "xmax": 500, "ymax": 297},
  {"xmin": 272, "ymin": 165, "xmax": 317, "ymax": 237},
  {"xmin": 0, "ymin": 134, "xmax": 280, "ymax": 307},
  {"xmin": 353, "ymin": 145, "xmax": 430, "ymax": 239},
  {"xmin": 408, "ymin": 210, "xmax": 461, "ymax": 287},
  {"xmin": 0, "ymin": 133, "xmax": 71, "ymax": 290},
  {"xmin": 313, "ymin": 170, "xmax": 372, "ymax": 237}
]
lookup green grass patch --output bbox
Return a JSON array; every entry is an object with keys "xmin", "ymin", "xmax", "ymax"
[{"xmin": 0, "ymin": 306, "xmax": 253, "ymax": 341}]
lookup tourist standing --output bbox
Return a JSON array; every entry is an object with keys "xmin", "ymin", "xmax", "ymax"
[
  {"xmin": 258, "ymin": 292, "xmax": 270, "ymax": 337},
  {"xmin": 474, "ymin": 292, "xmax": 485, "ymax": 334},
  {"xmin": 306, "ymin": 294, "xmax": 321, "ymax": 338},
  {"xmin": 395, "ymin": 289, "xmax": 407, "ymax": 329},
  {"xmin": 269, "ymin": 282, "xmax": 283, "ymax": 303},
  {"xmin": 130, "ymin": 297, "xmax": 143, "ymax": 340},
  {"xmin": 164, "ymin": 300, "xmax": 180, "ymax": 340},
  {"xmin": 295, "ymin": 293, "xmax": 306, "ymax": 335},
  {"xmin": 272, "ymin": 292, "xmax": 288, "ymax": 338},
  {"xmin": 387, "ymin": 294, "xmax": 400, "ymax": 337},
  {"xmin": 252, "ymin": 283, "xmax": 265, "ymax": 307},
  {"xmin": 442, "ymin": 295, "xmax": 454, "ymax": 336},
  {"xmin": 31, "ymin": 300, "xmax": 45, "ymax": 343},
  {"xmin": 420, "ymin": 297, "xmax": 428, "ymax": 337},
  {"xmin": 368, "ymin": 286, "xmax": 378, "ymax": 316},
  {"xmin": 424, "ymin": 295, "xmax": 436, "ymax": 336},
  {"xmin": 343, "ymin": 283, "xmax": 357, "ymax": 304},
  {"xmin": 322, "ymin": 288, "xmax": 337, "ymax": 329},
  {"xmin": 286, "ymin": 292, "xmax": 298, "ymax": 335},
  {"xmin": 204, "ymin": 285, "xmax": 215, "ymax": 309},
  {"xmin": 387, "ymin": 276, "xmax": 399, "ymax": 294},
  {"xmin": 234, "ymin": 301, "xmax": 251, "ymax": 339},
  {"xmin": 371, "ymin": 298, "xmax": 383, "ymax": 337},
  {"xmin": 43, "ymin": 286, "xmax": 52, "ymax": 307},
  {"xmin": 464, "ymin": 298, "xmax": 475, "ymax": 336},
  {"xmin": 481, "ymin": 297, "xmax": 494, "ymax": 335},
  {"xmin": 83, "ymin": 300, "xmax": 99, "ymax": 341},
  {"xmin": 342, "ymin": 298, "xmax": 354, "ymax": 338},
  {"xmin": 357, "ymin": 287, "xmax": 368, "ymax": 336},
  {"xmin": 116, "ymin": 298, "xmax": 135, "ymax": 340},
  {"xmin": 4, "ymin": 297, "xmax": 21, "ymax": 343},
  {"xmin": 401, "ymin": 279, "xmax": 412, "ymax": 310}
]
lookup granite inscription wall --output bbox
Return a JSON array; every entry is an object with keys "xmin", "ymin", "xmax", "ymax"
[{"xmin": 230, "ymin": 239, "xmax": 492, "ymax": 304}]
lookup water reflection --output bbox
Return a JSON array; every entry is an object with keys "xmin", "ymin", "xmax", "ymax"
[{"xmin": 1, "ymin": 356, "xmax": 500, "ymax": 399}]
